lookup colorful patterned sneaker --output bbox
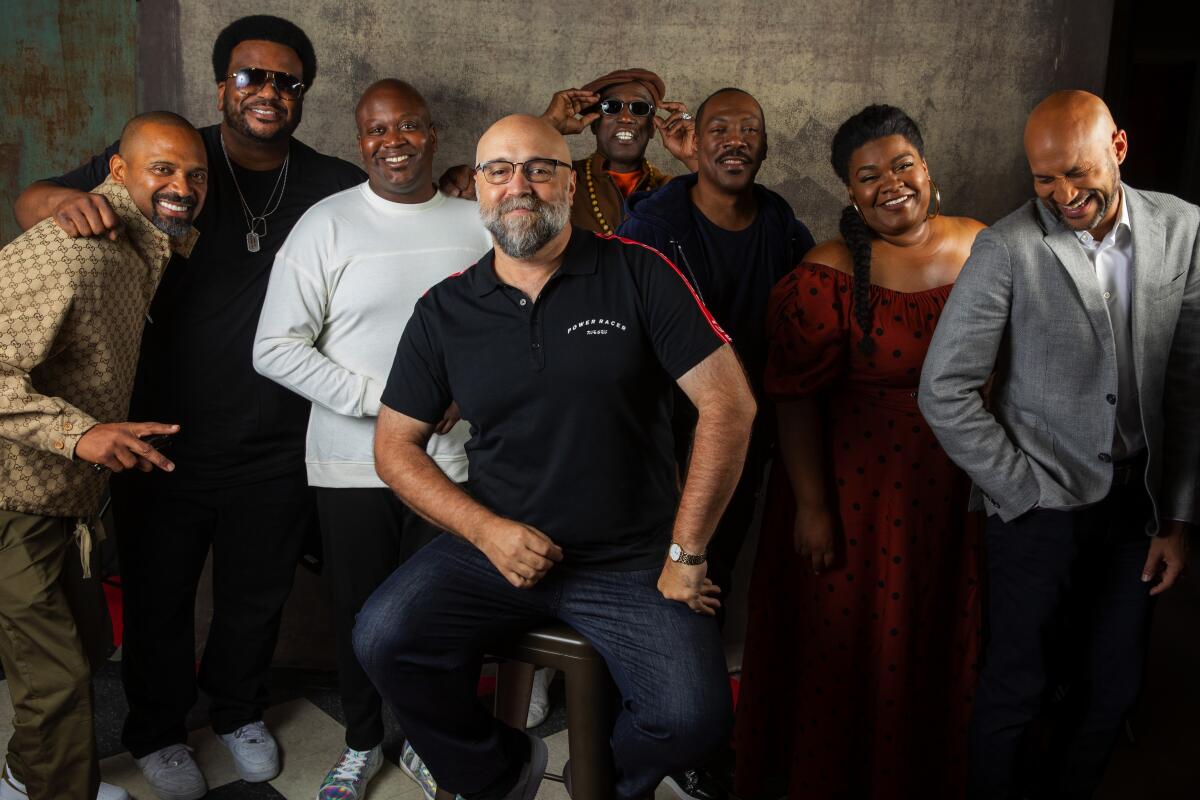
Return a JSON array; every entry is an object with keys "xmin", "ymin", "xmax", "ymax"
[
  {"xmin": 398, "ymin": 741, "xmax": 439, "ymax": 800},
  {"xmin": 316, "ymin": 744, "xmax": 382, "ymax": 800}
]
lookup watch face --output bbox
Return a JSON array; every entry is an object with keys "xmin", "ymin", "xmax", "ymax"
[{"xmin": 669, "ymin": 543, "xmax": 682, "ymax": 561}]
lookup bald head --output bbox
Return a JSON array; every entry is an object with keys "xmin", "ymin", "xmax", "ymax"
[
  {"xmin": 356, "ymin": 79, "xmax": 429, "ymax": 122},
  {"xmin": 476, "ymin": 114, "xmax": 571, "ymax": 167},
  {"xmin": 1024, "ymin": 90, "xmax": 1117, "ymax": 160},
  {"xmin": 1023, "ymin": 90, "xmax": 1127, "ymax": 235},
  {"xmin": 119, "ymin": 111, "xmax": 203, "ymax": 159}
]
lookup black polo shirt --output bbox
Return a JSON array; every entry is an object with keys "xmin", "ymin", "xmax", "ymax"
[{"xmin": 381, "ymin": 227, "xmax": 729, "ymax": 569}]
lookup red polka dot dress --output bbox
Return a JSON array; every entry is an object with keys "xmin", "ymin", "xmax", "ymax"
[{"xmin": 734, "ymin": 262, "xmax": 982, "ymax": 800}]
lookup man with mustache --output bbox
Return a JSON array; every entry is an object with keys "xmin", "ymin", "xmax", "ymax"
[
  {"xmin": 253, "ymin": 78, "xmax": 491, "ymax": 800},
  {"xmin": 354, "ymin": 114, "xmax": 756, "ymax": 800},
  {"xmin": 0, "ymin": 111, "xmax": 206, "ymax": 800},
  {"xmin": 920, "ymin": 90, "xmax": 1200, "ymax": 798},
  {"xmin": 12, "ymin": 15, "xmax": 364, "ymax": 800},
  {"xmin": 616, "ymin": 87, "xmax": 813, "ymax": 800}
]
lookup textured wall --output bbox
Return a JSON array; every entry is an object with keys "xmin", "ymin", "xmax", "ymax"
[
  {"xmin": 1, "ymin": 1, "xmax": 137, "ymax": 245},
  {"xmin": 173, "ymin": 0, "xmax": 1113, "ymax": 241}
]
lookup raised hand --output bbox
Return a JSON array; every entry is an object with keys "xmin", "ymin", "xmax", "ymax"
[
  {"xmin": 541, "ymin": 89, "xmax": 601, "ymax": 135},
  {"xmin": 655, "ymin": 101, "xmax": 697, "ymax": 170}
]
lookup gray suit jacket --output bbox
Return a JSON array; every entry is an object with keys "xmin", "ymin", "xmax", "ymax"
[{"xmin": 919, "ymin": 184, "xmax": 1200, "ymax": 529}]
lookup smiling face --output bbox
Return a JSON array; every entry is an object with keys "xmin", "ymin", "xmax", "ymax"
[
  {"xmin": 592, "ymin": 82, "xmax": 655, "ymax": 171},
  {"xmin": 111, "ymin": 122, "xmax": 209, "ymax": 238},
  {"xmin": 1025, "ymin": 99, "xmax": 1126, "ymax": 235},
  {"xmin": 356, "ymin": 81, "xmax": 437, "ymax": 202},
  {"xmin": 846, "ymin": 134, "xmax": 930, "ymax": 237},
  {"xmin": 475, "ymin": 115, "xmax": 575, "ymax": 259},
  {"xmin": 695, "ymin": 90, "xmax": 767, "ymax": 195},
  {"xmin": 217, "ymin": 39, "xmax": 304, "ymax": 143}
]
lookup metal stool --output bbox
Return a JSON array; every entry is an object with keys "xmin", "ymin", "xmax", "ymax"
[{"xmin": 491, "ymin": 623, "xmax": 616, "ymax": 799}]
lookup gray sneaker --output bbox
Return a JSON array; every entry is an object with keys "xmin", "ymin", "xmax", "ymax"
[
  {"xmin": 2, "ymin": 761, "xmax": 131, "ymax": 800},
  {"xmin": 132, "ymin": 744, "xmax": 206, "ymax": 800},
  {"xmin": 504, "ymin": 733, "xmax": 548, "ymax": 800},
  {"xmin": 218, "ymin": 721, "xmax": 280, "ymax": 783},
  {"xmin": 316, "ymin": 744, "xmax": 382, "ymax": 799}
]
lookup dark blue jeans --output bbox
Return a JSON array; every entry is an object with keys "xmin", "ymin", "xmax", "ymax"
[{"xmin": 353, "ymin": 534, "xmax": 731, "ymax": 799}]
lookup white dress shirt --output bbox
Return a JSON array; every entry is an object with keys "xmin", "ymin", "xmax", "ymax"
[{"xmin": 1075, "ymin": 190, "xmax": 1144, "ymax": 459}]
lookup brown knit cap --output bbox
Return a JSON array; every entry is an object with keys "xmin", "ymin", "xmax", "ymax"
[{"xmin": 580, "ymin": 68, "xmax": 665, "ymax": 106}]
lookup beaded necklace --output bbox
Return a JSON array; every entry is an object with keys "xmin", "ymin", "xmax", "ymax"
[{"xmin": 584, "ymin": 157, "xmax": 653, "ymax": 235}]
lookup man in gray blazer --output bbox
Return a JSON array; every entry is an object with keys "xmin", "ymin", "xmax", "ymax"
[{"xmin": 919, "ymin": 90, "xmax": 1198, "ymax": 799}]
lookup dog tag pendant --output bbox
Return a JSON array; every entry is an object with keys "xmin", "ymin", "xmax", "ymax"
[{"xmin": 246, "ymin": 231, "xmax": 260, "ymax": 252}]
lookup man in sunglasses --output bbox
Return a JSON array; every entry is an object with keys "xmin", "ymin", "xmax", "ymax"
[
  {"xmin": 441, "ymin": 68, "xmax": 696, "ymax": 236},
  {"xmin": 356, "ymin": 113, "xmax": 755, "ymax": 800},
  {"xmin": 617, "ymin": 88, "xmax": 815, "ymax": 800},
  {"xmin": 13, "ymin": 15, "xmax": 364, "ymax": 800}
]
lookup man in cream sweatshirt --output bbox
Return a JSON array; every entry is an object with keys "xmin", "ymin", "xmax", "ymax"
[{"xmin": 253, "ymin": 79, "xmax": 490, "ymax": 800}]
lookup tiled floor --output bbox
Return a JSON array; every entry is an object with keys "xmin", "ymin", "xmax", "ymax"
[{"xmin": 3, "ymin": 573, "xmax": 1199, "ymax": 798}]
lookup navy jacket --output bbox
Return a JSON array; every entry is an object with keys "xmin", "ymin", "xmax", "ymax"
[{"xmin": 617, "ymin": 173, "xmax": 814, "ymax": 397}]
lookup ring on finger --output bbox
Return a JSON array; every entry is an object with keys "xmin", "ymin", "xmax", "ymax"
[{"xmin": 680, "ymin": 112, "xmax": 693, "ymax": 120}]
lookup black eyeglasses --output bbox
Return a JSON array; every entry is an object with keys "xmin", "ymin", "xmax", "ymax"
[
  {"xmin": 475, "ymin": 159, "xmax": 571, "ymax": 184},
  {"xmin": 599, "ymin": 99, "xmax": 655, "ymax": 118},
  {"xmin": 222, "ymin": 67, "xmax": 306, "ymax": 100}
]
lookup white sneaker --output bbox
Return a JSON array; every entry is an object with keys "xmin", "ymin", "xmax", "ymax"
[
  {"xmin": 218, "ymin": 721, "xmax": 280, "ymax": 783},
  {"xmin": 1, "ymin": 762, "xmax": 130, "ymax": 800},
  {"xmin": 133, "ymin": 744, "xmax": 206, "ymax": 800},
  {"xmin": 525, "ymin": 667, "xmax": 555, "ymax": 729},
  {"xmin": 316, "ymin": 744, "xmax": 382, "ymax": 799}
]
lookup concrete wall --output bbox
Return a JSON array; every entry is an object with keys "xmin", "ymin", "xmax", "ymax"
[
  {"xmin": 170, "ymin": 0, "xmax": 1113, "ymax": 241},
  {"xmin": 1, "ymin": 1, "xmax": 137, "ymax": 246}
]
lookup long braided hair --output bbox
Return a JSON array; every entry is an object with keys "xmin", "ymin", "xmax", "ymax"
[{"xmin": 830, "ymin": 105, "xmax": 926, "ymax": 354}]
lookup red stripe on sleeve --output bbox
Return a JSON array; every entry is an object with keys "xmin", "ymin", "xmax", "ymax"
[{"xmin": 600, "ymin": 233, "xmax": 731, "ymax": 343}]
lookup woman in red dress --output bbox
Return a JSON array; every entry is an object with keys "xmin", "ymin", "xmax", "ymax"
[{"xmin": 734, "ymin": 105, "xmax": 985, "ymax": 799}]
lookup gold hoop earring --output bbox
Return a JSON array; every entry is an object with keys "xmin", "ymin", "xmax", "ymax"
[
  {"xmin": 927, "ymin": 181, "xmax": 941, "ymax": 219},
  {"xmin": 852, "ymin": 201, "xmax": 865, "ymax": 221}
]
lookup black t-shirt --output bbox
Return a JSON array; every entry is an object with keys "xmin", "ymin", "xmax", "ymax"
[
  {"xmin": 688, "ymin": 206, "xmax": 793, "ymax": 395},
  {"xmin": 381, "ymin": 228, "xmax": 728, "ymax": 569},
  {"xmin": 45, "ymin": 124, "xmax": 364, "ymax": 486}
]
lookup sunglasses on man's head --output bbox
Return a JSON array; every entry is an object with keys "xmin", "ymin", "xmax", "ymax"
[
  {"xmin": 599, "ymin": 99, "xmax": 655, "ymax": 118},
  {"xmin": 222, "ymin": 67, "xmax": 306, "ymax": 100}
]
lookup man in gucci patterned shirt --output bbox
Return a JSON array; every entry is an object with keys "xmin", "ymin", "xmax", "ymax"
[{"xmin": 0, "ymin": 111, "xmax": 206, "ymax": 800}]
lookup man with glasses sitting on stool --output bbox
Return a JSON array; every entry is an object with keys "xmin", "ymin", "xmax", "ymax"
[{"xmin": 355, "ymin": 114, "xmax": 755, "ymax": 800}]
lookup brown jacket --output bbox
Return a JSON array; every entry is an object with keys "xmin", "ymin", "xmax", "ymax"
[
  {"xmin": 0, "ymin": 178, "xmax": 197, "ymax": 517},
  {"xmin": 569, "ymin": 151, "xmax": 671, "ymax": 235}
]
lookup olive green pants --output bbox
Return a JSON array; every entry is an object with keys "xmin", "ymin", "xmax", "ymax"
[{"xmin": 0, "ymin": 509, "xmax": 111, "ymax": 800}]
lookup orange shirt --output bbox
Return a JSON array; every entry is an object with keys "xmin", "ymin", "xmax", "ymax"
[{"xmin": 607, "ymin": 169, "xmax": 644, "ymax": 198}]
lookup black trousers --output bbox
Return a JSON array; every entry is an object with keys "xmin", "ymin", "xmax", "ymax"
[
  {"xmin": 315, "ymin": 486, "xmax": 442, "ymax": 751},
  {"xmin": 968, "ymin": 480, "xmax": 1155, "ymax": 799},
  {"xmin": 111, "ymin": 470, "xmax": 312, "ymax": 757}
]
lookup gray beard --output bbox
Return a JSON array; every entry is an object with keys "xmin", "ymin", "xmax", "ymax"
[
  {"xmin": 482, "ymin": 195, "xmax": 571, "ymax": 259},
  {"xmin": 151, "ymin": 213, "xmax": 193, "ymax": 239}
]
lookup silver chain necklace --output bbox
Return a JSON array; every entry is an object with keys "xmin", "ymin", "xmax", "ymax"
[{"xmin": 219, "ymin": 131, "xmax": 290, "ymax": 252}]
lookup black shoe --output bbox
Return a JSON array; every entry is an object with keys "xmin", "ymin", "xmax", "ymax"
[{"xmin": 663, "ymin": 768, "xmax": 728, "ymax": 800}]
